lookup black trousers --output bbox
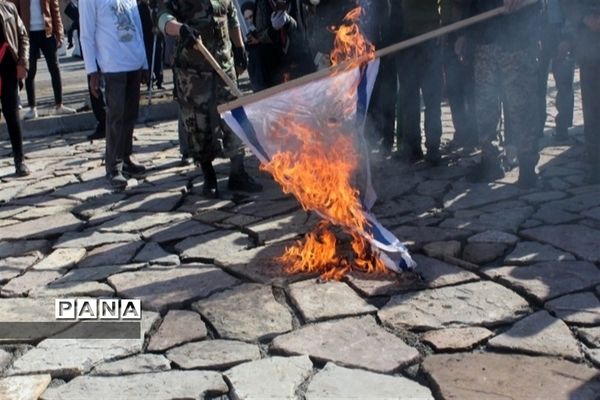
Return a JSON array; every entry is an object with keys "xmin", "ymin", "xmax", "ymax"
[
  {"xmin": 26, "ymin": 30, "xmax": 63, "ymax": 107},
  {"xmin": 88, "ymin": 74, "xmax": 106, "ymax": 135},
  {"xmin": 580, "ymin": 59, "xmax": 600, "ymax": 170},
  {"xmin": 1, "ymin": 55, "xmax": 24, "ymax": 163}
]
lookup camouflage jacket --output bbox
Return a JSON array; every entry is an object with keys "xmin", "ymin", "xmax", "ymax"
[{"xmin": 158, "ymin": 0, "xmax": 239, "ymax": 72}]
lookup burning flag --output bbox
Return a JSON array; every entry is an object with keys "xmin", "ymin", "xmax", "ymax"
[{"xmin": 221, "ymin": 7, "xmax": 416, "ymax": 279}]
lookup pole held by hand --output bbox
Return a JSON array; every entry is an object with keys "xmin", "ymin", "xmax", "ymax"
[{"xmin": 194, "ymin": 39, "xmax": 244, "ymax": 98}]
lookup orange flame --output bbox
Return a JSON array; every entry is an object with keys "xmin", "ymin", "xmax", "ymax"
[{"xmin": 261, "ymin": 6, "xmax": 386, "ymax": 280}]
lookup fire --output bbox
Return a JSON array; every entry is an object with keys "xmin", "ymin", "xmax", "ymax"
[{"xmin": 260, "ymin": 6, "xmax": 386, "ymax": 280}]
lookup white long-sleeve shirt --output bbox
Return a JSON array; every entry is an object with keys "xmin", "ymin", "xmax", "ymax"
[{"xmin": 79, "ymin": 0, "xmax": 148, "ymax": 74}]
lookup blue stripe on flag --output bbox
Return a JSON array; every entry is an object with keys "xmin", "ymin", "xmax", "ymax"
[
  {"xmin": 356, "ymin": 65, "xmax": 368, "ymax": 122},
  {"xmin": 364, "ymin": 220, "xmax": 392, "ymax": 246},
  {"xmin": 231, "ymin": 107, "xmax": 271, "ymax": 161}
]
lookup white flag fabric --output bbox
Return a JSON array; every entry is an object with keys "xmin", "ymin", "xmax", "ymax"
[{"xmin": 221, "ymin": 59, "xmax": 416, "ymax": 273}]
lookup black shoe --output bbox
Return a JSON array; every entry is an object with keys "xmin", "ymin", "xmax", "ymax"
[
  {"xmin": 202, "ymin": 178, "xmax": 219, "ymax": 198},
  {"xmin": 228, "ymin": 172, "xmax": 263, "ymax": 192},
  {"xmin": 517, "ymin": 168, "xmax": 538, "ymax": 189},
  {"xmin": 467, "ymin": 160, "xmax": 505, "ymax": 183},
  {"xmin": 123, "ymin": 160, "xmax": 146, "ymax": 178},
  {"xmin": 67, "ymin": 42, "xmax": 74, "ymax": 49},
  {"xmin": 15, "ymin": 162, "xmax": 30, "ymax": 177},
  {"xmin": 87, "ymin": 130, "xmax": 105, "ymax": 143},
  {"xmin": 179, "ymin": 156, "xmax": 193, "ymax": 166},
  {"xmin": 399, "ymin": 146, "xmax": 424, "ymax": 164},
  {"xmin": 106, "ymin": 171, "xmax": 128, "ymax": 190},
  {"xmin": 425, "ymin": 148, "xmax": 441, "ymax": 166}
]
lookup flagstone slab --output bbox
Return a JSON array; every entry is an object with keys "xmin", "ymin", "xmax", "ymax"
[
  {"xmin": 548, "ymin": 192, "xmax": 600, "ymax": 213},
  {"xmin": 422, "ymin": 240, "xmax": 461, "ymax": 259},
  {"xmin": 505, "ymin": 241, "xmax": 576, "ymax": 265},
  {"xmin": 414, "ymin": 255, "xmax": 479, "ymax": 288},
  {"xmin": 9, "ymin": 312, "xmax": 158, "ymax": 378},
  {"xmin": 71, "ymin": 193, "xmax": 126, "ymax": 219},
  {"xmin": 443, "ymin": 183, "xmax": 521, "ymax": 211},
  {"xmin": 422, "ymin": 353, "xmax": 600, "ymax": 400},
  {"xmin": 54, "ymin": 231, "xmax": 140, "ymax": 249},
  {"xmin": 176, "ymin": 230, "xmax": 253, "ymax": 262},
  {"xmin": 488, "ymin": 311, "xmax": 583, "ymax": 360},
  {"xmin": 15, "ymin": 175, "xmax": 79, "ymax": 198},
  {"xmin": 233, "ymin": 199, "xmax": 299, "ymax": 219},
  {"xmin": 378, "ymin": 281, "xmax": 531, "ymax": 331},
  {"xmin": 463, "ymin": 242, "xmax": 507, "ymax": 264},
  {"xmin": 288, "ymin": 280, "xmax": 377, "ymax": 322},
  {"xmin": 545, "ymin": 292, "xmax": 600, "ymax": 325},
  {"xmin": 142, "ymin": 220, "xmax": 215, "ymax": 243},
  {"xmin": 0, "ymin": 374, "xmax": 51, "ymax": 400},
  {"xmin": 0, "ymin": 349, "xmax": 11, "ymax": 370},
  {"xmin": 32, "ymin": 248, "xmax": 87, "ymax": 271},
  {"xmin": 51, "ymin": 179, "xmax": 113, "ymax": 201},
  {"xmin": 345, "ymin": 271, "xmax": 423, "ymax": 297},
  {"xmin": 532, "ymin": 206, "xmax": 581, "ymax": 224},
  {"xmin": 97, "ymin": 212, "xmax": 190, "ymax": 233},
  {"xmin": 0, "ymin": 183, "xmax": 26, "ymax": 203},
  {"xmin": 584, "ymin": 346, "xmax": 600, "ymax": 368},
  {"xmin": 166, "ymin": 339, "xmax": 261, "ymax": 370},
  {"xmin": 392, "ymin": 226, "xmax": 470, "ymax": 249},
  {"xmin": 192, "ymin": 283, "xmax": 292, "ymax": 341},
  {"xmin": 133, "ymin": 242, "xmax": 180, "ymax": 265},
  {"xmin": 90, "ymin": 354, "xmax": 171, "ymax": 376},
  {"xmin": 225, "ymin": 356, "xmax": 312, "ymax": 400},
  {"xmin": 0, "ymin": 253, "xmax": 43, "ymax": 283},
  {"xmin": 0, "ymin": 213, "xmax": 82, "ymax": 240},
  {"xmin": 13, "ymin": 205, "xmax": 72, "ymax": 221},
  {"xmin": 30, "ymin": 281, "xmax": 115, "ymax": 298},
  {"xmin": 1, "ymin": 269, "xmax": 64, "ymax": 296},
  {"xmin": 55, "ymin": 264, "xmax": 145, "ymax": 284},
  {"xmin": 483, "ymin": 261, "xmax": 600, "ymax": 302},
  {"xmin": 522, "ymin": 224, "xmax": 600, "ymax": 262},
  {"xmin": 576, "ymin": 327, "xmax": 600, "ymax": 347},
  {"xmin": 520, "ymin": 190, "xmax": 567, "ymax": 203},
  {"xmin": 305, "ymin": 363, "xmax": 434, "ymax": 400},
  {"xmin": 78, "ymin": 241, "xmax": 144, "ymax": 268},
  {"xmin": 109, "ymin": 265, "xmax": 240, "ymax": 312},
  {"xmin": 40, "ymin": 370, "xmax": 228, "ymax": 400},
  {"xmin": 247, "ymin": 211, "xmax": 320, "ymax": 245},
  {"xmin": 271, "ymin": 315, "xmax": 420, "ymax": 373},
  {"xmin": 112, "ymin": 191, "xmax": 182, "ymax": 213},
  {"xmin": 467, "ymin": 230, "xmax": 519, "ymax": 245},
  {"xmin": 147, "ymin": 310, "xmax": 207, "ymax": 352},
  {"xmin": 421, "ymin": 327, "xmax": 493, "ymax": 351}
]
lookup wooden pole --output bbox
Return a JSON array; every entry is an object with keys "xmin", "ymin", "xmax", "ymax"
[
  {"xmin": 217, "ymin": 0, "xmax": 538, "ymax": 114},
  {"xmin": 194, "ymin": 39, "xmax": 244, "ymax": 98}
]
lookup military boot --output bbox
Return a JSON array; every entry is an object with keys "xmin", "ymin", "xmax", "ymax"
[
  {"xmin": 200, "ymin": 161, "xmax": 219, "ymax": 198},
  {"xmin": 517, "ymin": 160, "xmax": 539, "ymax": 189},
  {"xmin": 228, "ymin": 154, "xmax": 263, "ymax": 193}
]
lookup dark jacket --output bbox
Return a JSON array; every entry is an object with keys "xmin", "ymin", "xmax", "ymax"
[
  {"xmin": 562, "ymin": 0, "xmax": 600, "ymax": 62},
  {"xmin": 0, "ymin": 0, "xmax": 29, "ymax": 67},
  {"xmin": 10, "ymin": 0, "xmax": 63, "ymax": 40}
]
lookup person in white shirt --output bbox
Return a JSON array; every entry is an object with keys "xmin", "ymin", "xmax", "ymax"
[{"xmin": 79, "ymin": 0, "xmax": 149, "ymax": 189}]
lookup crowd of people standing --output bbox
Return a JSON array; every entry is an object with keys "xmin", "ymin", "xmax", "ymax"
[{"xmin": 0, "ymin": 0, "xmax": 598, "ymax": 190}]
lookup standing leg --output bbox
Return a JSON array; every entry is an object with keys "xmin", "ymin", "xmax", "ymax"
[
  {"xmin": 397, "ymin": 47, "xmax": 424, "ymax": 161},
  {"xmin": 579, "ymin": 60, "xmax": 600, "ymax": 184},
  {"xmin": 421, "ymin": 40, "xmax": 443, "ymax": 164},
  {"xmin": 552, "ymin": 50, "xmax": 575, "ymax": 139},
  {"xmin": 24, "ymin": 31, "xmax": 42, "ymax": 118},
  {"xmin": 87, "ymin": 73, "xmax": 107, "ymax": 140},
  {"xmin": 39, "ymin": 34, "xmax": 75, "ymax": 114},
  {"xmin": 121, "ymin": 70, "xmax": 145, "ymax": 177},
  {"xmin": 103, "ymin": 72, "xmax": 129, "ymax": 188}
]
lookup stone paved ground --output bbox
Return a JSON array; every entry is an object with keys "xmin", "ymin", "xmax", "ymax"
[{"xmin": 0, "ymin": 72, "xmax": 599, "ymax": 399}]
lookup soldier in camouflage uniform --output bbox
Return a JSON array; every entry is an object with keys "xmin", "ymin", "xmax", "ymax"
[
  {"xmin": 158, "ymin": 0, "xmax": 262, "ymax": 197},
  {"xmin": 458, "ymin": 0, "xmax": 542, "ymax": 187}
]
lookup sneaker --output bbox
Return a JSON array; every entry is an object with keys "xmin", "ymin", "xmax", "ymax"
[
  {"xmin": 123, "ymin": 160, "xmax": 146, "ymax": 178},
  {"xmin": 15, "ymin": 162, "xmax": 31, "ymax": 177},
  {"xmin": 106, "ymin": 171, "xmax": 128, "ymax": 190},
  {"xmin": 23, "ymin": 108, "xmax": 38, "ymax": 120},
  {"xmin": 467, "ymin": 160, "xmax": 505, "ymax": 183},
  {"xmin": 54, "ymin": 105, "xmax": 77, "ymax": 115},
  {"xmin": 228, "ymin": 172, "xmax": 263, "ymax": 192}
]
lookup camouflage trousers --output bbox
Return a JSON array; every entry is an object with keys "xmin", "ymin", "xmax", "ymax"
[
  {"xmin": 173, "ymin": 67, "xmax": 244, "ymax": 163},
  {"xmin": 474, "ymin": 44, "xmax": 541, "ymax": 167}
]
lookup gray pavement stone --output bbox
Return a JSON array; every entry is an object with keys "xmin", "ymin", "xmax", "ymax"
[
  {"xmin": 40, "ymin": 370, "xmax": 228, "ymax": 400},
  {"xmin": 192, "ymin": 209, "xmax": 236, "ymax": 224},
  {"xmin": 583, "ymin": 346, "xmax": 600, "ymax": 368},
  {"xmin": 545, "ymin": 292, "xmax": 600, "ymax": 325},
  {"xmin": 533, "ymin": 206, "xmax": 581, "ymax": 224},
  {"xmin": 463, "ymin": 242, "xmax": 507, "ymax": 264},
  {"xmin": 90, "ymin": 354, "xmax": 171, "ymax": 376},
  {"xmin": 16, "ymin": 175, "xmax": 79, "ymax": 199},
  {"xmin": 0, "ymin": 349, "xmax": 12, "ymax": 371},
  {"xmin": 392, "ymin": 226, "xmax": 470, "ymax": 250},
  {"xmin": 575, "ymin": 327, "xmax": 600, "ymax": 347},
  {"xmin": 147, "ymin": 310, "xmax": 207, "ymax": 352},
  {"xmin": 421, "ymin": 327, "xmax": 493, "ymax": 351},
  {"xmin": 413, "ymin": 255, "xmax": 479, "ymax": 288},
  {"xmin": 52, "ymin": 179, "xmax": 113, "ymax": 201},
  {"xmin": 233, "ymin": 199, "xmax": 299, "ymax": 219},
  {"xmin": 520, "ymin": 190, "xmax": 567, "ymax": 203},
  {"xmin": 71, "ymin": 193, "xmax": 125, "ymax": 219},
  {"xmin": 467, "ymin": 230, "xmax": 519, "ymax": 245},
  {"xmin": 109, "ymin": 265, "xmax": 240, "ymax": 312},
  {"xmin": 379, "ymin": 281, "xmax": 531, "ymax": 331},
  {"xmin": 166, "ymin": 339, "xmax": 261, "ymax": 370},
  {"xmin": 247, "ymin": 211, "xmax": 319, "ymax": 245},
  {"xmin": 0, "ymin": 240, "xmax": 49, "ymax": 258},
  {"xmin": 0, "ymin": 374, "xmax": 51, "ymax": 400},
  {"xmin": 96, "ymin": 212, "xmax": 190, "ymax": 233},
  {"xmin": 271, "ymin": 315, "xmax": 420, "ymax": 373},
  {"xmin": 548, "ymin": 191, "xmax": 600, "ymax": 213},
  {"xmin": 192, "ymin": 283, "xmax": 292, "ymax": 341},
  {"xmin": 78, "ymin": 241, "xmax": 144, "ymax": 268},
  {"xmin": 288, "ymin": 280, "xmax": 377, "ymax": 322},
  {"xmin": 29, "ymin": 281, "xmax": 115, "ymax": 298},
  {"xmin": 522, "ymin": 224, "xmax": 600, "ymax": 262},
  {"xmin": 504, "ymin": 241, "xmax": 576, "ymax": 265},
  {"xmin": 0, "ymin": 213, "xmax": 82, "ymax": 240},
  {"xmin": 113, "ymin": 191, "xmax": 182, "ymax": 212},
  {"xmin": 305, "ymin": 363, "xmax": 434, "ymax": 400},
  {"xmin": 0, "ymin": 253, "xmax": 43, "ymax": 283},
  {"xmin": 133, "ymin": 242, "xmax": 180, "ymax": 266},
  {"xmin": 422, "ymin": 240, "xmax": 461, "ymax": 259},
  {"xmin": 488, "ymin": 311, "xmax": 583, "ymax": 360},
  {"xmin": 1, "ymin": 269, "xmax": 64, "ymax": 296},
  {"xmin": 32, "ymin": 248, "xmax": 87, "ymax": 270},
  {"xmin": 55, "ymin": 263, "xmax": 145, "ymax": 284},
  {"xmin": 13, "ymin": 205, "xmax": 72, "ymax": 221},
  {"xmin": 345, "ymin": 271, "xmax": 422, "ymax": 297},
  {"xmin": 443, "ymin": 183, "xmax": 521, "ymax": 211},
  {"xmin": 422, "ymin": 353, "xmax": 600, "ymax": 400},
  {"xmin": 176, "ymin": 230, "xmax": 252, "ymax": 262},
  {"xmin": 484, "ymin": 261, "xmax": 600, "ymax": 302},
  {"xmin": 582, "ymin": 206, "xmax": 600, "ymax": 221},
  {"xmin": 54, "ymin": 231, "xmax": 140, "ymax": 249},
  {"xmin": 0, "ymin": 183, "xmax": 26, "ymax": 203},
  {"xmin": 225, "ymin": 356, "xmax": 313, "ymax": 400},
  {"xmin": 142, "ymin": 219, "xmax": 215, "ymax": 243}
]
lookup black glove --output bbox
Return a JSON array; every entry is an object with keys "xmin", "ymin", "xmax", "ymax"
[
  {"xmin": 179, "ymin": 24, "xmax": 199, "ymax": 50},
  {"xmin": 233, "ymin": 46, "xmax": 248, "ymax": 72}
]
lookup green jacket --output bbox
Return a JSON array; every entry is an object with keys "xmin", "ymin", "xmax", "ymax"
[
  {"xmin": 562, "ymin": 0, "xmax": 600, "ymax": 62},
  {"xmin": 158, "ymin": 0, "xmax": 239, "ymax": 72},
  {"xmin": 400, "ymin": 0, "xmax": 441, "ymax": 38}
]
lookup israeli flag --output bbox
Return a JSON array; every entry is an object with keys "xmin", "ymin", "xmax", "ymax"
[{"xmin": 221, "ymin": 59, "xmax": 416, "ymax": 273}]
